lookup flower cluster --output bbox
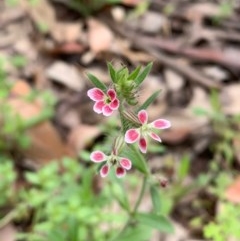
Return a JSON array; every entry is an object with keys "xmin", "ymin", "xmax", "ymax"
[
  {"xmin": 87, "ymin": 81, "xmax": 171, "ymax": 178},
  {"xmin": 125, "ymin": 110, "xmax": 171, "ymax": 153},
  {"xmin": 90, "ymin": 151, "xmax": 132, "ymax": 178},
  {"xmin": 87, "ymin": 88, "xmax": 119, "ymax": 116}
]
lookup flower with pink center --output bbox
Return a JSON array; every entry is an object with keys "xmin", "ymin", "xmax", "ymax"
[
  {"xmin": 90, "ymin": 151, "xmax": 132, "ymax": 178},
  {"xmin": 124, "ymin": 110, "xmax": 171, "ymax": 153},
  {"xmin": 87, "ymin": 88, "xmax": 119, "ymax": 116}
]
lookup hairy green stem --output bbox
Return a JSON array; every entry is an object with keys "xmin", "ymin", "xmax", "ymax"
[{"xmin": 109, "ymin": 176, "xmax": 148, "ymax": 241}]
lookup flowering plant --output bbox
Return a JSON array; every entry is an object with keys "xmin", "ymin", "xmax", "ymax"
[{"xmin": 87, "ymin": 62, "xmax": 173, "ymax": 239}]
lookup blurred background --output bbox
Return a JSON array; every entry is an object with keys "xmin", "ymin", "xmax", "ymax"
[{"xmin": 0, "ymin": 0, "xmax": 240, "ymax": 240}]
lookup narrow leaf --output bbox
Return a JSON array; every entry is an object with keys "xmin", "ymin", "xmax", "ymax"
[
  {"xmin": 178, "ymin": 154, "xmax": 190, "ymax": 181},
  {"xmin": 113, "ymin": 225, "xmax": 152, "ymax": 241},
  {"xmin": 122, "ymin": 146, "xmax": 148, "ymax": 174},
  {"xmin": 137, "ymin": 90, "xmax": 161, "ymax": 112},
  {"xmin": 107, "ymin": 62, "xmax": 117, "ymax": 83},
  {"xmin": 128, "ymin": 66, "xmax": 141, "ymax": 80},
  {"xmin": 150, "ymin": 185, "xmax": 161, "ymax": 214},
  {"xmin": 87, "ymin": 73, "xmax": 107, "ymax": 91},
  {"xmin": 135, "ymin": 213, "xmax": 174, "ymax": 233},
  {"xmin": 110, "ymin": 180, "xmax": 130, "ymax": 211},
  {"xmin": 134, "ymin": 62, "xmax": 153, "ymax": 86}
]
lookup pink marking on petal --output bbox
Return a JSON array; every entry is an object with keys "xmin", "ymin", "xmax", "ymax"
[
  {"xmin": 100, "ymin": 164, "xmax": 109, "ymax": 178},
  {"xmin": 107, "ymin": 89, "xmax": 116, "ymax": 100},
  {"xmin": 151, "ymin": 119, "xmax": 171, "ymax": 129},
  {"xmin": 109, "ymin": 98, "xmax": 119, "ymax": 110},
  {"xmin": 116, "ymin": 167, "xmax": 126, "ymax": 178},
  {"xmin": 125, "ymin": 129, "xmax": 140, "ymax": 143},
  {"xmin": 139, "ymin": 137, "xmax": 147, "ymax": 153},
  {"xmin": 119, "ymin": 158, "xmax": 132, "ymax": 170},
  {"xmin": 90, "ymin": 151, "xmax": 106, "ymax": 162},
  {"xmin": 149, "ymin": 132, "xmax": 162, "ymax": 142},
  {"xmin": 93, "ymin": 101, "xmax": 104, "ymax": 113},
  {"xmin": 102, "ymin": 105, "xmax": 114, "ymax": 116},
  {"xmin": 87, "ymin": 88, "xmax": 105, "ymax": 101},
  {"xmin": 138, "ymin": 110, "xmax": 148, "ymax": 124}
]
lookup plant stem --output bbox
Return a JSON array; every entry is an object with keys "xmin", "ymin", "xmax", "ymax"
[
  {"xmin": 109, "ymin": 175, "xmax": 148, "ymax": 241},
  {"xmin": 133, "ymin": 175, "xmax": 147, "ymax": 213},
  {"xmin": 0, "ymin": 209, "xmax": 17, "ymax": 229}
]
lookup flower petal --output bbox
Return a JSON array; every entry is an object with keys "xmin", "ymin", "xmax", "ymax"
[
  {"xmin": 119, "ymin": 158, "xmax": 132, "ymax": 170},
  {"xmin": 116, "ymin": 167, "xmax": 126, "ymax": 178},
  {"xmin": 149, "ymin": 132, "xmax": 162, "ymax": 142},
  {"xmin": 100, "ymin": 164, "xmax": 109, "ymax": 178},
  {"xmin": 138, "ymin": 110, "xmax": 148, "ymax": 124},
  {"xmin": 102, "ymin": 105, "xmax": 114, "ymax": 116},
  {"xmin": 139, "ymin": 137, "xmax": 147, "ymax": 153},
  {"xmin": 90, "ymin": 151, "xmax": 106, "ymax": 162},
  {"xmin": 151, "ymin": 119, "xmax": 171, "ymax": 129},
  {"xmin": 109, "ymin": 98, "xmax": 119, "ymax": 110},
  {"xmin": 125, "ymin": 129, "xmax": 140, "ymax": 143},
  {"xmin": 93, "ymin": 101, "xmax": 104, "ymax": 114},
  {"xmin": 87, "ymin": 88, "xmax": 105, "ymax": 101},
  {"xmin": 107, "ymin": 89, "xmax": 116, "ymax": 100}
]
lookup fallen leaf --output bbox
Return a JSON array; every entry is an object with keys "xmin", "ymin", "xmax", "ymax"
[
  {"xmin": 139, "ymin": 75, "xmax": 167, "ymax": 120},
  {"xmin": 51, "ymin": 22, "xmax": 82, "ymax": 43},
  {"xmin": 0, "ymin": 224, "xmax": 17, "ymax": 241},
  {"xmin": 8, "ymin": 81, "xmax": 74, "ymax": 167},
  {"xmin": 164, "ymin": 69, "xmax": 185, "ymax": 91},
  {"xmin": 68, "ymin": 124, "xmax": 101, "ymax": 152},
  {"xmin": 139, "ymin": 12, "xmax": 169, "ymax": 34},
  {"xmin": 122, "ymin": 0, "xmax": 142, "ymax": 6},
  {"xmin": 50, "ymin": 42, "xmax": 86, "ymax": 55},
  {"xmin": 21, "ymin": 0, "xmax": 81, "ymax": 43},
  {"xmin": 46, "ymin": 61, "xmax": 84, "ymax": 91},
  {"xmin": 185, "ymin": 3, "xmax": 220, "ymax": 23},
  {"xmin": 225, "ymin": 176, "xmax": 240, "ymax": 204},
  {"xmin": 161, "ymin": 111, "xmax": 209, "ymax": 144},
  {"xmin": 87, "ymin": 18, "xmax": 114, "ymax": 54},
  {"xmin": 10, "ymin": 80, "xmax": 31, "ymax": 97},
  {"xmin": 220, "ymin": 84, "xmax": 240, "ymax": 115}
]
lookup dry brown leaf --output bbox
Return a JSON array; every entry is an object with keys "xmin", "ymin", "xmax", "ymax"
[
  {"xmin": 8, "ymin": 81, "xmax": 74, "ymax": 166},
  {"xmin": 122, "ymin": 0, "xmax": 142, "ymax": 6},
  {"xmin": 51, "ymin": 22, "xmax": 82, "ymax": 43},
  {"xmin": 10, "ymin": 80, "xmax": 31, "ymax": 97},
  {"xmin": 68, "ymin": 124, "xmax": 101, "ymax": 152},
  {"xmin": 87, "ymin": 18, "xmax": 114, "ymax": 54},
  {"xmin": 20, "ymin": 0, "xmax": 55, "ymax": 32},
  {"xmin": 225, "ymin": 176, "xmax": 240, "ymax": 204},
  {"xmin": 185, "ymin": 3, "xmax": 220, "ymax": 22},
  {"xmin": 46, "ymin": 61, "xmax": 84, "ymax": 91},
  {"xmin": 139, "ymin": 75, "xmax": 167, "ymax": 120},
  {"xmin": 0, "ymin": 224, "xmax": 17, "ymax": 241},
  {"xmin": 20, "ymin": 0, "xmax": 81, "ymax": 43},
  {"xmin": 161, "ymin": 111, "xmax": 208, "ymax": 144},
  {"xmin": 221, "ymin": 84, "xmax": 240, "ymax": 115}
]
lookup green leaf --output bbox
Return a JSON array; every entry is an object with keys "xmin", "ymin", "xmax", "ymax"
[
  {"xmin": 114, "ymin": 225, "xmax": 152, "ymax": 241},
  {"xmin": 178, "ymin": 154, "xmax": 190, "ymax": 181},
  {"xmin": 128, "ymin": 66, "xmax": 141, "ymax": 80},
  {"xmin": 122, "ymin": 146, "xmax": 148, "ymax": 174},
  {"xmin": 134, "ymin": 62, "xmax": 153, "ymax": 86},
  {"xmin": 137, "ymin": 90, "xmax": 161, "ymax": 112},
  {"xmin": 110, "ymin": 180, "xmax": 130, "ymax": 211},
  {"xmin": 25, "ymin": 172, "xmax": 39, "ymax": 185},
  {"xmin": 192, "ymin": 107, "xmax": 209, "ymax": 116},
  {"xmin": 150, "ymin": 185, "xmax": 161, "ymax": 214},
  {"xmin": 135, "ymin": 213, "xmax": 174, "ymax": 233},
  {"xmin": 107, "ymin": 62, "xmax": 117, "ymax": 83},
  {"xmin": 87, "ymin": 73, "xmax": 107, "ymax": 91}
]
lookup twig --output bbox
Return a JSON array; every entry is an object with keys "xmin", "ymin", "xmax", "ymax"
[{"xmin": 103, "ymin": 18, "xmax": 222, "ymax": 89}]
